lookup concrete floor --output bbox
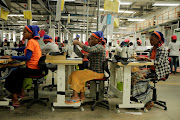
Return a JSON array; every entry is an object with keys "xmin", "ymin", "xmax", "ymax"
[{"xmin": 0, "ymin": 71, "xmax": 180, "ymax": 120}]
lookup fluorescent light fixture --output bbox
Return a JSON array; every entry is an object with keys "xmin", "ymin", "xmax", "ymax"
[
  {"xmin": 8, "ymin": 14, "xmax": 24, "ymax": 16},
  {"xmin": 119, "ymin": 27, "xmax": 127, "ymax": 29},
  {"xmin": 94, "ymin": 18, "xmax": 97, "ymax": 19},
  {"xmin": 96, "ymin": 8, "xmax": 135, "ymax": 13},
  {"xmin": 153, "ymin": 3, "xmax": 180, "ymax": 6},
  {"xmin": 96, "ymin": 8, "xmax": 104, "ymax": 11},
  {"xmin": 128, "ymin": 19, "xmax": 145, "ymax": 21},
  {"xmin": 64, "ymin": 0, "xmax": 75, "ymax": 1},
  {"xmin": 17, "ymin": 21, "xmax": 38, "ymax": 23},
  {"xmin": 50, "ymin": 0, "xmax": 75, "ymax": 1},
  {"xmin": 118, "ymin": 10, "xmax": 134, "ymax": 13},
  {"xmin": 120, "ymin": 2, "xmax": 132, "ymax": 5}
]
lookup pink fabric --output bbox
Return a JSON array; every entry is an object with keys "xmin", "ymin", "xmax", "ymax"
[
  {"xmin": 39, "ymin": 30, "xmax": 45, "ymax": 38},
  {"xmin": 138, "ymin": 55, "xmax": 148, "ymax": 58},
  {"xmin": 171, "ymin": 35, "xmax": 177, "ymax": 40},
  {"xmin": 124, "ymin": 39, "xmax": 130, "ymax": 42},
  {"xmin": 85, "ymin": 41, "xmax": 89, "ymax": 46}
]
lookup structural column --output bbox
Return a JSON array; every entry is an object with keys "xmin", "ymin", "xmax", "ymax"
[
  {"xmin": 86, "ymin": 0, "xmax": 89, "ymax": 41},
  {"xmin": 97, "ymin": 0, "xmax": 100, "ymax": 31},
  {"xmin": 27, "ymin": 0, "xmax": 32, "ymax": 25}
]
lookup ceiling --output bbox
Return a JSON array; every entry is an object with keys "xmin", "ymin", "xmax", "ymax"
[{"xmin": 0, "ymin": 0, "xmax": 180, "ymax": 34}]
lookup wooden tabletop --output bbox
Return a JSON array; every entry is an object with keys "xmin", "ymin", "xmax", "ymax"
[
  {"xmin": 0, "ymin": 59, "xmax": 14, "ymax": 64},
  {"xmin": 0, "ymin": 61, "xmax": 25, "ymax": 68},
  {"xmin": 0, "ymin": 58, "xmax": 25, "ymax": 68},
  {"xmin": 116, "ymin": 62, "xmax": 154, "ymax": 66},
  {"xmin": 45, "ymin": 60, "xmax": 82, "ymax": 65}
]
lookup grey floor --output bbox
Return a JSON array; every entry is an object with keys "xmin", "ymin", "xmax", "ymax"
[{"xmin": 0, "ymin": 71, "xmax": 180, "ymax": 120}]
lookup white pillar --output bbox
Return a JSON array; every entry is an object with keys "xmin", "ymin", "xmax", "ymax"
[
  {"xmin": 27, "ymin": 0, "xmax": 32, "ymax": 25},
  {"xmin": 49, "ymin": 28, "xmax": 55, "ymax": 41}
]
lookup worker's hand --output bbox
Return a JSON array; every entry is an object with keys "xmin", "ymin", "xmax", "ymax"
[
  {"xmin": 136, "ymin": 56, "xmax": 146, "ymax": 61},
  {"xmin": 73, "ymin": 40, "xmax": 79, "ymax": 45},
  {"xmin": 136, "ymin": 56, "xmax": 151, "ymax": 62},
  {"xmin": 0, "ymin": 56, "xmax": 11, "ymax": 59},
  {"xmin": 83, "ymin": 53, "xmax": 88, "ymax": 59}
]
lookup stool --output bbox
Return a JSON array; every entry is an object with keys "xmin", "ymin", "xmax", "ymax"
[
  {"xmin": 151, "ymin": 76, "xmax": 168, "ymax": 110},
  {"xmin": 21, "ymin": 73, "xmax": 49, "ymax": 109},
  {"xmin": 82, "ymin": 77, "xmax": 109, "ymax": 111},
  {"xmin": 42, "ymin": 64, "xmax": 57, "ymax": 91}
]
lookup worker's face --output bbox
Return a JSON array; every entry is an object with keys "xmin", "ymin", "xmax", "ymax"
[
  {"xmin": 89, "ymin": 35, "xmax": 99, "ymax": 47},
  {"xmin": 76, "ymin": 37, "xmax": 79, "ymax": 41},
  {"xmin": 137, "ymin": 41, "xmax": 141, "ymax": 46},
  {"xmin": 23, "ymin": 28, "xmax": 33, "ymax": 40},
  {"xmin": 150, "ymin": 35, "xmax": 159, "ymax": 46},
  {"xmin": 171, "ymin": 39, "xmax": 176, "ymax": 42},
  {"xmin": 44, "ymin": 41, "xmax": 48, "ymax": 44}
]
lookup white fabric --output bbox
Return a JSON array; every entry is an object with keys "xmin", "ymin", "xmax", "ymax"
[
  {"xmin": 115, "ymin": 44, "xmax": 128, "ymax": 58},
  {"xmin": 41, "ymin": 42, "xmax": 60, "ymax": 54},
  {"xmin": 168, "ymin": 41, "xmax": 180, "ymax": 56},
  {"xmin": 128, "ymin": 45, "xmax": 134, "ymax": 57}
]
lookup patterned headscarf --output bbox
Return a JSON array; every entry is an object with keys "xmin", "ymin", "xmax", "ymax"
[
  {"xmin": 43, "ymin": 35, "xmax": 53, "ymax": 43},
  {"xmin": 92, "ymin": 31, "xmax": 106, "ymax": 47},
  {"xmin": 39, "ymin": 30, "xmax": 45, "ymax": 38},
  {"xmin": 76, "ymin": 35, "xmax": 80, "ymax": 38},
  {"xmin": 153, "ymin": 31, "xmax": 164, "ymax": 46},
  {"xmin": 25, "ymin": 25, "xmax": 40, "ymax": 39},
  {"xmin": 124, "ymin": 39, "xmax": 130, "ymax": 43}
]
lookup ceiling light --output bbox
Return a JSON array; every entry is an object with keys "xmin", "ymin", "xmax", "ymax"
[
  {"xmin": 8, "ymin": 14, "xmax": 24, "ymax": 17},
  {"xmin": 119, "ymin": 2, "xmax": 132, "ymax": 5},
  {"xmin": 17, "ymin": 21, "xmax": 38, "ymax": 23},
  {"xmin": 119, "ymin": 27, "xmax": 127, "ymax": 29},
  {"xmin": 96, "ymin": 8, "xmax": 135, "ymax": 13},
  {"xmin": 118, "ymin": 10, "xmax": 134, "ymax": 13},
  {"xmin": 50, "ymin": 0, "xmax": 75, "ymax": 1},
  {"xmin": 152, "ymin": 1, "xmax": 180, "ymax": 6},
  {"xmin": 153, "ymin": 3, "xmax": 180, "ymax": 6},
  {"xmin": 64, "ymin": 0, "xmax": 75, "ymax": 1},
  {"xmin": 128, "ymin": 19, "xmax": 145, "ymax": 21},
  {"xmin": 96, "ymin": 8, "xmax": 104, "ymax": 11},
  {"xmin": 94, "ymin": 18, "xmax": 97, "ymax": 19}
]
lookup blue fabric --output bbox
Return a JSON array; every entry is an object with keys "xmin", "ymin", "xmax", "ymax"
[
  {"xmin": 43, "ymin": 35, "xmax": 52, "ymax": 40},
  {"xmin": 93, "ymin": 31, "xmax": 104, "ymax": 40},
  {"xmin": 121, "ymin": 42, "xmax": 125, "ymax": 46},
  {"xmin": 26, "ymin": 25, "xmax": 40, "ymax": 39},
  {"xmin": 107, "ymin": 14, "xmax": 111, "ymax": 24},
  {"xmin": 12, "ymin": 50, "xmax": 32, "ymax": 61},
  {"xmin": 12, "ymin": 47, "xmax": 25, "ymax": 52},
  {"xmin": 76, "ymin": 35, "xmax": 80, "ymax": 38},
  {"xmin": 155, "ymin": 31, "xmax": 165, "ymax": 42}
]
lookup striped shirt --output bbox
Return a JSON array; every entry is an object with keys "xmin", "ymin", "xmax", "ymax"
[{"xmin": 82, "ymin": 44, "xmax": 106, "ymax": 73}]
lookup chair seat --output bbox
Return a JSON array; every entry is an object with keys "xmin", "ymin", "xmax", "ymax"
[
  {"xmin": 93, "ymin": 77, "xmax": 108, "ymax": 81},
  {"xmin": 46, "ymin": 64, "xmax": 57, "ymax": 70},
  {"xmin": 28, "ymin": 74, "xmax": 46, "ymax": 79}
]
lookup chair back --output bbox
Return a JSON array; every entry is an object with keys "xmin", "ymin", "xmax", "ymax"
[
  {"xmin": 38, "ymin": 55, "xmax": 48, "ymax": 76},
  {"xmin": 102, "ymin": 59, "xmax": 110, "ymax": 78},
  {"xmin": 160, "ymin": 74, "xmax": 169, "ymax": 81}
]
